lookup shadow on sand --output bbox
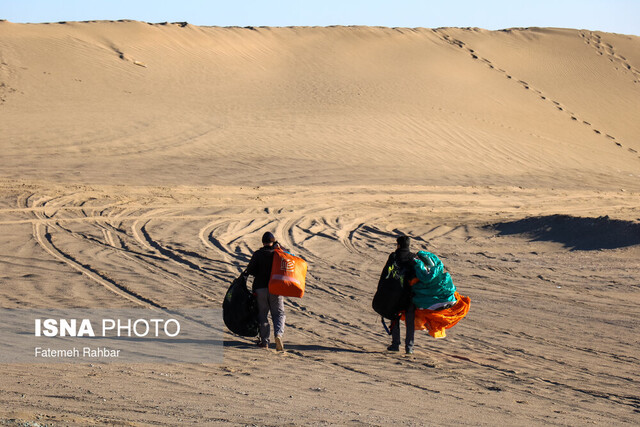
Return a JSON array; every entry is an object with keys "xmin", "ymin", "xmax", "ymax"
[
  {"xmin": 486, "ymin": 214, "xmax": 640, "ymax": 251},
  {"xmin": 223, "ymin": 339, "xmax": 367, "ymax": 353}
]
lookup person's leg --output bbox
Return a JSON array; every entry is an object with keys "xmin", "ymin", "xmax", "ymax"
[
  {"xmin": 268, "ymin": 292, "xmax": 286, "ymax": 351},
  {"xmin": 269, "ymin": 293, "xmax": 285, "ymax": 337},
  {"xmin": 388, "ymin": 317, "xmax": 401, "ymax": 351},
  {"xmin": 255, "ymin": 288, "xmax": 271, "ymax": 346},
  {"xmin": 405, "ymin": 303, "xmax": 415, "ymax": 354}
]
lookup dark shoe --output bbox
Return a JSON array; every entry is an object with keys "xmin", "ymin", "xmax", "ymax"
[
  {"xmin": 257, "ymin": 340, "xmax": 269, "ymax": 349},
  {"xmin": 387, "ymin": 344, "xmax": 400, "ymax": 352},
  {"xmin": 405, "ymin": 348, "xmax": 414, "ymax": 355}
]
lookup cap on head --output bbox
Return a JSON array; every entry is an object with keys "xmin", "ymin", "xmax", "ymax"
[
  {"xmin": 262, "ymin": 231, "xmax": 276, "ymax": 245},
  {"xmin": 397, "ymin": 235, "xmax": 410, "ymax": 249}
]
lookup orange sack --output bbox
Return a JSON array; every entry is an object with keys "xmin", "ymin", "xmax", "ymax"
[
  {"xmin": 402, "ymin": 292, "xmax": 470, "ymax": 339},
  {"xmin": 268, "ymin": 248, "xmax": 308, "ymax": 298}
]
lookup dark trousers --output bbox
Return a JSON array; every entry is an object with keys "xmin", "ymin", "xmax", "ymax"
[{"xmin": 391, "ymin": 303, "xmax": 415, "ymax": 351}]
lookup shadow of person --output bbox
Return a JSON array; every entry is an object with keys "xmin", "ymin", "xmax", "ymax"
[{"xmin": 223, "ymin": 339, "xmax": 370, "ymax": 354}]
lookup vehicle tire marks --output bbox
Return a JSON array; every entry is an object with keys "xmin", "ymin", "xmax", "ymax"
[
  {"xmin": 33, "ymin": 222, "xmax": 163, "ymax": 308},
  {"xmin": 23, "ymin": 193, "xmax": 213, "ymax": 308},
  {"xmin": 276, "ymin": 212, "xmax": 323, "ymax": 264},
  {"xmin": 131, "ymin": 218, "xmax": 156, "ymax": 252},
  {"xmin": 199, "ymin": 218, "xmax": 253, "ymax": 271},
  {"xmin": 138, "ymin": 220, "xmax": 212, "ymax": 277},
  {"xmin": 55, "ymin": 220, "xmax": 165, "ymax": 261},
  {"xmin": 338, "ymin": 218, "xmax": 378, "ymax": 260},
  {"xmin": 63, "ymin": 220, "xmax": 221, "ymax": 303},
  {"xmin": 26, "ymin": 194, "xmax": 165, "ymax": 308}
]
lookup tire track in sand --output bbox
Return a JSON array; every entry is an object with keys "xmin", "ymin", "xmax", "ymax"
[
  {"xmin": 98, "ymin": 202, "xmax": 230, "ymax": 300},
  {"xmin": 31, "ymin": 221, "xmax": 163, "ymax": 308},
  {"xmin": 62, "ymin": 219, "xmax": 220, "ymax": 304},
  {"xmin": 22, "ymin": 193, "xmax": 163, "ymax": 308},
  {"xmin": 18, "ymin": 192, "xmax": 232, "ymax": 304},
  {"xmin": 138, "ymin": 220, "xmax": 211, "ymax": 276},
  {"xmin": 198, "ymin": 216, "xmax": 268, "ymax": 272}
]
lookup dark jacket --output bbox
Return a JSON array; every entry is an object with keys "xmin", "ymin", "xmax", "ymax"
[
  {"xmin": 381, "ymin": 248, "xmax": 417, "ymax": 298},
  {"xmin": 245, "ymin": 244, "xmax": 276, "ymax": 291}
]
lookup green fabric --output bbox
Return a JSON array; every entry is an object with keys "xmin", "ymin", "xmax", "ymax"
[{"xmin": 412, "ymin": 251, "xmax": 457, "ymax": 309}]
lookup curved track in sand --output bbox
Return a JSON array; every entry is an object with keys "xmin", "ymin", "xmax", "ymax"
[{"xmin": 1, "ymin": 184, "xmax": 639, "ymax": 424}]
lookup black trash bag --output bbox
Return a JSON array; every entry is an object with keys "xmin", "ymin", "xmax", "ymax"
[{"xmin": 222, "ymin": 274, "xmax": 259, "ymax": 337}]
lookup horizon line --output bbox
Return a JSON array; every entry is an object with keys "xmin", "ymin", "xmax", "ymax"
[{"xmin": 2, "ymin": 19, "xmax": 637, "ymax": 36}]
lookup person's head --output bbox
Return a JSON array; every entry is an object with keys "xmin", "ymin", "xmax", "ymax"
[
  {"xmin": 396, "ymin": 235, "xmax": 410, "ymax": 250},
  {"xmin": 262, "ymin": 231, "xmax": 276, "ymax": 247}
]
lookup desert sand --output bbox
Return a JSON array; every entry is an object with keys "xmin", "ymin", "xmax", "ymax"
[{"xmin": 0, "ymin": 20, "xmax": 639, "ymax": 425}]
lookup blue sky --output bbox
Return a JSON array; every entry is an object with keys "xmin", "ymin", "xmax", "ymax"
[{"xmin": 2, "ymin": 0, "xmax": 639, "ymax": 36}]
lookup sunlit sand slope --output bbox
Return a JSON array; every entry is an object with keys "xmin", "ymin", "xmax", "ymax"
[{"xmin": 1, "ymin": 21, "xmax": 639, "ymax": 188}]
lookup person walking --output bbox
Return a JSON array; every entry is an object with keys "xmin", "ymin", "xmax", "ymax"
[
  {"xmin": 243, "ymin": 232, "xmax": 286, "ymax": 351},
  {"xmin": 383, "ymin": 235, "xmax": 417, "ymax": 354}
]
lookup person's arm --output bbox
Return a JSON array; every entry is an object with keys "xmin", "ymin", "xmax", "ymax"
[{"xmin": 244, "ymin": 251, "xmax": 258, "ymax": 277}]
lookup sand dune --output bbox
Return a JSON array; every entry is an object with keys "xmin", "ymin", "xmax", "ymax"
[
  {"xmin": 0, "ymin": 21, "xmax": 639, "ymax": 425},
  {"xmin": 1, "ymin": 21, "xmax": 639, "ymax": 188}
]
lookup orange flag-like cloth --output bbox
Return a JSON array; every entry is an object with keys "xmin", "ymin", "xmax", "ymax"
[{"xmin": 402, "ymin": 292, "xmax": 470, "ymax": 339}]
